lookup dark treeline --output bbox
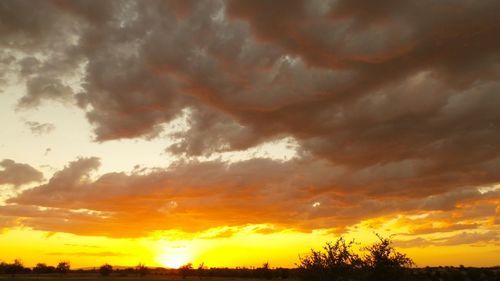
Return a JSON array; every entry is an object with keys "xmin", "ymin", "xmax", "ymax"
[
  {"xmin": 1, "ymin": 236, "xmax": 499, "ymax": 281},
  {"xmin": 1, "ymin": 262, "xmax": 499, "ymax": 281},
  {"xmin": 0, "ymin": 260, "xmax": 70, "ymax": 275}
]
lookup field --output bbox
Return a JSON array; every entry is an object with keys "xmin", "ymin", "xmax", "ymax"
[
  {"xmin": 0, "ymin": 275, "xmax": 267, "ymax": 281},
  {"xmin": 2, "ymin": 267, "xmax": 500, "ymax": 281}
]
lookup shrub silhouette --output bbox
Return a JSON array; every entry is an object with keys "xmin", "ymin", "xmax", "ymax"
[
  {"xmin": 56, "ymin": 261, "xmax": 70, "ymax": 274},
  {"xmin": 136, "ymin": 263, "xmax": 148, "ymax": 276},
  {"xmin": 3, "ymin": 259, "xmax": 27, "ymax": 276},
  {"xmin": 197, "ymin": 262, "xmax": 206, "ymax": 279},
  {"xmin": 298, "ymin": 235, "xmax": 413, "ymax": 281},
  {"xmin": 33, "ymin": 263, "xmax": 56, "ymax": 274},
  {"xmin": 298, "ymin": 237, "xmax": 362, "ymax": 281},
  {"xmin": 363, "ymin": 234, "xmax": 414, "ymax": 281},
  {"xmin": 180, "ymin": 263, "xmax": 193, "ymax": 279},
  {"xmin": 99, "ymin": 264, "xmax": 113, "ymax": 276},
  {"xmin": 257, "ymin": 262, "xmax": 273, "ymax": 279}
]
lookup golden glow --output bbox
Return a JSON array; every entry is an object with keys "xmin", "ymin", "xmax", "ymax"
[
  {"xmin": 1, "ymin": 221, "xmax": 499, "ymax": 269},
  {"xmin": 156, "ymin": 246, "xmax": 191, "ymax": 268},
  {"xmin": 157, "ymin": 254, "xmax": 188, "ymax": 269}
]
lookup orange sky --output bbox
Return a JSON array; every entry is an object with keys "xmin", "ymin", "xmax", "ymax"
[
  {"xmin": 0, "ymin": 0, "xmax": 499, "ymax": 268},
  {"xmin": 1, "ymin": 220, "xmax": 498, "ymax": 269}
]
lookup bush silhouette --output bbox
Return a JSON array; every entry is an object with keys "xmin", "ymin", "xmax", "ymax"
[
  {"xmin": 99, "ymin": 264, "xmax": 113, "ymax": 276},
  {"xmin": 257, "ymin": 262, "xmax": 273, "ymax": 279},
  {"xmin": 197, "ymin": 262, "xmax": 206, "ymax": 279},
  {"xmin": 363, "ymin": 234, "xmax": 414, "ymax": 281},
  {"xmin": 56, "ymin": 261, "xmax": 70, "ymax": 274},
  {"xmin": 136, "ymin": 263, "xmax": 148, "ymax": 276},
  {"xmin": 298, "ymin": 235, "xmax": 413, "ymax": 281},
  {"xmin": 3, "ymin": 259, "xmax": 27, "ymax": 276},
  {"xmin": 33, "ymin": 263, "xmax": 56, "ymax": 274},
  {"xmin": 298, "ymin": 237, "xmax": 362, "ymax": 281},
  {"xmin": 180, "ymin": 263, "xmax": 193, "ymax": 279}
]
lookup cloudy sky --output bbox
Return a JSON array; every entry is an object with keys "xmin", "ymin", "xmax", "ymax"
[{"xmin": 0, "ymin": 0, "xmax": 499, "ymax": 268}]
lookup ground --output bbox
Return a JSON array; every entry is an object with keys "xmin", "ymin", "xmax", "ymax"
[{"xmin": 0, "ymin": 275, "xmax": 270, "ymax": 281}]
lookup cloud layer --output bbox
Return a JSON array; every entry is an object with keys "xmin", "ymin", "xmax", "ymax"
[
  {"xmin": 0, "ymin": 159, "xmax": 43, "ymax": 186},
  {"xmin": 0, "ymin": 0, "xmax": 499, "ymax": 240},
  {"xmin": 2, "ymin": 157, "xmax": 498, "ymax": 238}
]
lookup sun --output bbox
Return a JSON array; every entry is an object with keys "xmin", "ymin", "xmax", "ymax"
[
  {"xmin": 158, "ymin": 255, "xmax": 187, "ymax": 269},
  {"xmin": 156, "ymin": 247, "xmax": 191, "ymax": 269}
]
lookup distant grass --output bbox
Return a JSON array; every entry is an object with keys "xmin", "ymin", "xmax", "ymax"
[{"xmin": 0, "ymin": 275, "xmax": 272, "ymax": 281}]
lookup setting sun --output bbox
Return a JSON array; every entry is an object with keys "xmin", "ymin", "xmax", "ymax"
[{"xmin": 156, "ymin": 248, "xmax": 191, "ymax": 269}]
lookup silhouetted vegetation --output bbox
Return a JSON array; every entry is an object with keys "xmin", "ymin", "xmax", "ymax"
[
  {"xmin": 175, "ymin": 265, "xmax": 292, "ymax": 279},
  {"xmin": 0, "ymin": 259, "xmax": 30, "ymax": 276},
  {"xmin": 180, "ymin": 263, "xmax": 194, "ymax": 278},
  {"xmin": 99, "ymin": 263, "xmax": 113, "ymax": 276},
  {"xmin": 0, "ymin": 242, "xmax": 499, "ymax": 281},
  {"xmin": 197, "ymin": 262, "xmax": 206, "ymax": 279},
  {"xmin": 298, "ymin": 235, "xmax": 413, "ymax": 281},
  {"xmin": 294, "ymin": 235, "xmax": 499, "ymax": 281},
  {"xmin": 33, "ymin": 262, "xmax": 56, "ymax": 274},
  {"xmin": 298, "ymin": 237, "xmax": 363, "ymax": 281},
  {"xmin": 56, "ymin": 261, "xmax": 70, "ymax": 274},
  {"xmin": 0, "ymin": 262, "xmax": 497, "ymax": 280},
  {"xmin": 256, "ymin": 262, "xmax": 273, "ymax": 279},
  {"xmin": 363, "ymin": 234, "xmax": 414, "ymax": 280},
  {"xmin": 136, "ymin": 262, "xmax": 149, "ymax": 276}
]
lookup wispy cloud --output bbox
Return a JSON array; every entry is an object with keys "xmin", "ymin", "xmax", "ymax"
[
  {"xmin": 25, "ymin": 121, "xmax": 55, "ymax": 136},
  {"xmin": 46, "ymin": 251, "xmax": 128, "ymax": 257}
]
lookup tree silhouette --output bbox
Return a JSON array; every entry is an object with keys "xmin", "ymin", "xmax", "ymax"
[
  {"xmin": 363, "ymin": 234, "xmax": 414, "ymax": 281},
  {"xmin": 297, "ymin": 235, "xmax": 414, "ymax": 281},
  {"xmin": 33, "ymin": 263, "xmax": 55, "ymax": 274},
  {"xmin": 99, "ymin": 264, "xmax": 113, "ymax": 276},
  {"xmin": 298, "ymin": 237, "xmax": 362, "ymax": 281},
  {"xmin": 56, "ymin": 261, "xmax": 70, "ymax": 274},
  {"xmin": 4, "ymin": 259, "xmax": 26, "ymax": 276}
]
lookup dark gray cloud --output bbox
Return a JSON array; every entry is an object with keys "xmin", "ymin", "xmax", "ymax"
[
  {"xmin": 17, "ymin": 76, "xmax": 73, "ymax": 108},
  {"xmin": 0, "ymin": 159, "xmax": 43, "ymax": 186},
  {"xmin": 1, "ymin": 0, "xmax": 499, "ymax": 239}
]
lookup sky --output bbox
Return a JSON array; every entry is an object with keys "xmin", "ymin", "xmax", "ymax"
[{"xmin": 0, "ymin": 0, "xmax": 499, "ymax": 269}]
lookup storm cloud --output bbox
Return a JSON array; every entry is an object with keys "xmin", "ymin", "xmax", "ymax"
[{"xmin": 0, "ymin": 0, "xmax": 499, "ymax": 240}]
